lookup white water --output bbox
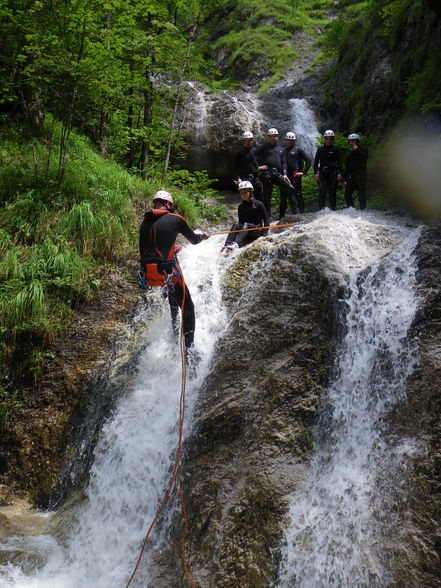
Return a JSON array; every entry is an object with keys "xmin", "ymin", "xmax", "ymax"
[
  {"xmin": 0, "ymin": 212, "xmax": 424, "ymax": 587},
  {"xmin": 0, "ymin": 233, "xmax": 232, "ymax": 588},
  {"xmin": 289, "ymin": 98, "xmax": 320, "ymax": 159},
  {"xmin": 277, "ymin": 213, "xmax": 422, "ymax": 587}
]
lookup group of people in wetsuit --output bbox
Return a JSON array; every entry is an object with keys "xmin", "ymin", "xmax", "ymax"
[
  {"xmin": 138, "ymin": 127, "xmax": 368, "ymax": 361},
  {"xmin": 235, "ymin": 127, "xmax": 368, "ymax": 218}
]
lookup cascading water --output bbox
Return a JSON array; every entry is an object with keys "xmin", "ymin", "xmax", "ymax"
[
  {"xmin": 0, "ymin": 233, "xmax": 232, "ymax": 588},
  {"xmin": 277, "ymin": 215, "xmax": 422, "ymax": 587},
  {"xmin": 289, "ymin": 97, "xmax": 319, "ymax": 158}
]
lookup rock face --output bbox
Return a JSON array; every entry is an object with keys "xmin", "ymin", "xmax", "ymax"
[
  {"xmin": 392, "ymin": 222, "xmax": 441, "ymax": 587},
  {"xmin": 179, "ymin": 85, "xmax": 266, "ymax": 187},
  {"xmin": 179, "ymin": 84, "xmax": 319, "ymax": 187},
  {"xmin": 150, "ymin": 217, "xmax": 441, "ymax": 587},
  {"xmin": 150, "ymin": 225, "xmax": 345, "ymax": 586},
  {"xmin": 0, "ymin": 264, "xmax": 143, "ymax": 506}
]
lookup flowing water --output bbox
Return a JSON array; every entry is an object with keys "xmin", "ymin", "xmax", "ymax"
[
  {"xmin": 277, "ymin": 213, "xmax": 422, "ymax": 587},
  {"xmin": 0, "ymin": 233, "xmax": 233, "ymax": 588},
  {"xmin": 0, "ymin": 211, "xmax": 425, "ymax": 587},
  {"xmin": 289, "ymin": 97, "xmax": 319, "ymax": 158}
]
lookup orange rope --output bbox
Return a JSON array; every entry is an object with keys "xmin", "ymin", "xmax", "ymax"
[
  {"xmin": 209, "ymin": 221, "xmax": 296, "ymax": 236},
  {"xmin": 126, "ymin": 261, "xmax": 195, "ymax": 588}
]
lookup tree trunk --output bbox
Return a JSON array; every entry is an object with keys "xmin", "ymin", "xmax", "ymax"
[
  {"xmin": 138, "ymin": 21, "xmax": 153, "ymax": 179},
  {"xmin": 99, "ymin": 12, "xmax": 111, "ymax": 158},
  {"xmin": 162, "ymin": 4, "xmax": 204, "ymax": 185}
]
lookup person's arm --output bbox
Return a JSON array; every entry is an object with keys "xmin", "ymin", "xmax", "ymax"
[
  {"xmin": 281, "ymin": 149, "xmax": 288, "ymax": 177},
  {"xmin": 336, "ymin": 148, "xmax": 342, "ymax": 181},
  {"xmin": 302, "ymin": 150, "xmax": 312, "ymax": 175},
  {"xmin": 177, "ymin": 215, "xmax": 208, "ymax": 244},
  {"xmin": 313, "ymin": 148, "xmax": 320, "ymax": 180}
]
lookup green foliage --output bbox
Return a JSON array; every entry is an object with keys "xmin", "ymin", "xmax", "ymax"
[{"xmin": 167, "ymin": 169, "xmax": 227, "ymax": 222}]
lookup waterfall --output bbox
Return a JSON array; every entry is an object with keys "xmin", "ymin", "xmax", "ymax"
[
  {"xmin": 0, "ymin": 233, "xmax": 232, "ymax": 588},
  {"xmin": 277, "ymin": 218, "xmax": 422, "ymax": 587},
  {"xmin": 289, "ymin": 97, "xmax": 319, "ymax": 159}
]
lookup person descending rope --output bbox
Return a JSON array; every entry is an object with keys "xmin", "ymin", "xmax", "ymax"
[
  {"xmin": 139, "ymin": 190, "xmax": 209, "ymax": 364},
  {"xmin": 219, "ymin": 180, "xmax": 270, "ymax": 254}
]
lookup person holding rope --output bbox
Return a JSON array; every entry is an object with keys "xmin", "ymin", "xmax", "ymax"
[
  {"xmin": 139, "ymin": 190, "xmax": 209, "ymax": 353},
  {"xmin": 220, "ymin": 180, "xmax": 270, "ymax": 254}
]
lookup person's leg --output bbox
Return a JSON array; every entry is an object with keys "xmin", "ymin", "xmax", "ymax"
[
  {"xmin": 329, "ymin": 174, "xmax": 338, "ymax": 210},
  {"xmin": 318, "ymin": 174, "xmax": 328, "ymax": 210},
  {"xmin": 261, "ymin": 175, "xmax": 273, "ymax": 215},
  {"xmin": 358, "ymin": 180, "xmax": 367, "ymax": 210},
  {"xmin": 169, "ymin": 279, "xmax": 195, "ymax": 349},
  {"xmin": 294, "ymin": 177, "xmax": 305, "ymax": 213},
  {"xmin": 168, "ymin": 293, "xmax": 180, "ymax": 337},
  {"xmin": 274, "ymin": 175, "xmax": 297, "ymax": 214},
  {"xmin": 279, "ymin": 187, "xmax": 288, "ymax": 219},
  {"xmin": 224, "ymin": 223, "xmax": 242, "ymax": 246},
  {"xmin": 344, "ymin": 181, "xmax": 355, "ymax": 208},
  {"xmin": 236, "ymin": 223, "xmax": 258, "ymax": 246}
]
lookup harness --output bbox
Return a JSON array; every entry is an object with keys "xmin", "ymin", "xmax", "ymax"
[{"xmin": 140, "ymin": 210, "xmax": 181, "ymax": 298}]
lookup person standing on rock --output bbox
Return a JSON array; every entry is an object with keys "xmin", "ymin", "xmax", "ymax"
[
  {"xmin": 313, "ymin": 129, "xmax": 342, "ymax": 210},
  {"xmin": 284, "ymin": 131, "xmax": 312, "ymax": 214},
  {"xmin": 234, "ymin": 131, "xmax": 264, "ymax": 198},
  {"xmin": 139, "ymin": 190, "xmax": 209, "ymax": 355},
  {"xmin": 255, "ymin": 127, "xmax": 297, "ymax": 218},
  {"xmin": 220, "ymin": 181, "xmax": 269, "ymax": 253},
  {"xmin": 344, "ymin": 133, "xmax": 368, "ymax": 210}
]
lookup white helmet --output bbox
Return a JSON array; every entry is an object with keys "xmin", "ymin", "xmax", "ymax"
[
  {"xmin": 324, "ymin": 129, "xmax": 335, "ymax": 137},
  {"xmin": 285, "ymin": 131, "xmax": 296, "ymax": 140},
  {"xmin": 238, "ymin": 180, "xmax": 254, "ymax": 191},
  {"xmin": 348, "ymin": 133, "xmax": 360, "ymax": 141},
  {"xmin": 242, "ymin": 131, "xmax": 254, "ymax": 139},
  {"xmin": 267, "ymin": 128, "xmax": 279, "ymax": 136},
  {"xmin": 153, "ymin": 190, "xmax": 174, "ymax": 205}
]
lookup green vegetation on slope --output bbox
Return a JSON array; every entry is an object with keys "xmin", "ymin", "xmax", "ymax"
[
  {"xmin": 0, "ymin": 118, "xmax": 222, "ymax": 399},
  {"xmin": 197, "ymin": 0, "xmax": 333, "ymax": 91},
  {"xmin": 319, "ymin": 0, "xmax": 441, "ymax": 128}
]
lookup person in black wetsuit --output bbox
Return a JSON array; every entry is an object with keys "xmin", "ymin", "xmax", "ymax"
[
  {"xmin": 313, "ymin": 129, "xmax": 342, "ymax": 210},
  {"xmin": 220, "ymin": 181, "xmax": 270, "ymax": 253},
  {"xmin": 234, "ymin": 131, "xmax": 264, "ymax": 198},
  {"xmin": 139, "ymin": 190, "xmax": 209, "ymax": 350},
  {"xmin": 255, "ymin": 127, "xmax": 297, "ymax": 218},
  {"xmin": 284, "ymin": 131, "xmax": 312, "ymax": 214},
  {"xmin": 344, "ymin": 133, "xmax": 368, "ymax": 210}
]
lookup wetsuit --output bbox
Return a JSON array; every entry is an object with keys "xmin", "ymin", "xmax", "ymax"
[
  {"xmin": 314, "ymin": 145, "xmax": 342, "ymax": 210},
  {"xmin": 256, "ymin": 142, "xmax": 297, "ymax": 216},
  {"xmin": 285, "ymin": 144, "xmax": 312, "ymax": 214},
  {"xmin": 224, "ymin": 198, "xmax": 270, "ymax": 247},
  {"xmin": 139, "ymin": 209, "xmax": 206, "ymax": 349},
  {"xmin": 344, "ymin": 147, "xmax": 368, "ymax": 210},
  {"xmin": 234, "ymin": 144, "xmax": 263, "ymax": 197}
]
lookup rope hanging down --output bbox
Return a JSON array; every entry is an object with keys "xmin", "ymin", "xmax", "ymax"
[
  {"xmin": 126, "ymin": 261, "xmax": 195, "ymax": 588},
  {"xmin": 126, "ymin": 221, "xmax": 296, "ymax": 585}
]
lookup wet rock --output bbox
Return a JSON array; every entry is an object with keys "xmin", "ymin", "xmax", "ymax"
[
  {"xmin": 179, "ymin": 84, "xmax": 266, "ymax": 187},
  {"xmin": 0, "ymin": 262, "xmax": 145, "ymax": 506},
  {"xmin": 150, "ymin": 225, "xmax": 343, "ymax": 586},
  {"xmin": 389, "ymin": 221, "xmax": 441, "ymax": 587}
]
